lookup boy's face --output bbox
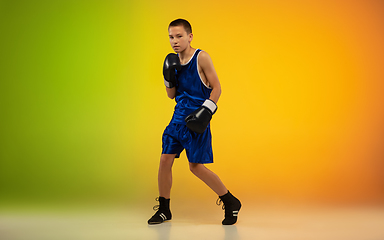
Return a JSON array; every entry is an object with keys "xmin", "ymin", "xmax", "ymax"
[{"xmin": 168, "ymin": 26, "xmax": 193, "ymax": 53}]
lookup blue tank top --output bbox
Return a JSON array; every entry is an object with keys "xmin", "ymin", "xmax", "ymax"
[{"xmin": 170, "ymin": 49, "xmax": 212, "ymax": 125}]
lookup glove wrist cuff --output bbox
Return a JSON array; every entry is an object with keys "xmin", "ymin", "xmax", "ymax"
[
  {"xmin": 164, "ymin": 79, "xmax": 174, "ymax": 88},
  {"xmin": 203, "ymin": 99, "xmax": 217, "ymax": 114}
]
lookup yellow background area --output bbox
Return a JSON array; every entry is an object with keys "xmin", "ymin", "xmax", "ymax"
[{"xmin": 1, "ymin": 0, "xmax": 383, "ymax": 208}]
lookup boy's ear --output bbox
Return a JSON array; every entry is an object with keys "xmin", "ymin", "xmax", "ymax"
[{"xmin": 189, "ymin": 33, "xmax": 193, "ymax": 43}]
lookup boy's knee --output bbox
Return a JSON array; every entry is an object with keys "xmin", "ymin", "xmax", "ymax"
[
  {"xmin": 189, "ymin": 163, "xmax": 202, "ymax": 175},
  {"xmin": 160, "ymin": 154, "xmax": 175, "ymax": 167}
]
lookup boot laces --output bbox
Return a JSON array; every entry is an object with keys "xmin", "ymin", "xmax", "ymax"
[
  {"xmin": 153, "ymin": 197, "xmax": 160, "ymax": 211},
  {"xmin": 216, "ymin": 198, "xmax": 225, "ymax": 210}
]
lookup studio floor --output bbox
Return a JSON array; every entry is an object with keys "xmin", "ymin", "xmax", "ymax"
[{"xmin": 1, "ymin": 203, "xmax": 384, "ymax": 240}]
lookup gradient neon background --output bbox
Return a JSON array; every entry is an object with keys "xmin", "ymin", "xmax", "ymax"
[{"xmin": 1, "ymin": 0, "xmax": 383, "ymax": 209}]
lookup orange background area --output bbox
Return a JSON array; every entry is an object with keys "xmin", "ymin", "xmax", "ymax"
[{"xmin": 149, "ymin": 0, "xmax": 384, "ymax": 205}]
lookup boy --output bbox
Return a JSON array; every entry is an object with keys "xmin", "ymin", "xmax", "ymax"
[{"xmin": 148, "ymin": 19, "xmax": 241, "ymax": 225}]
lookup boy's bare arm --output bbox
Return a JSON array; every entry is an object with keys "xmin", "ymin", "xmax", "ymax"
[
  {"xmin": 198, "ymin": 51, "xmax": 222, "ymax": 104},
  {"xmin": 166, "ymin": 86, "xmax": 176, "ymax": 99}
]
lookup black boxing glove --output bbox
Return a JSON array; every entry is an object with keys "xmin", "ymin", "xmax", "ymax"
[
  {"xmin": 163, "ymin": 53, "xmax": 181, "ymax": 88},
  {"xmin": 185, "ymin": 99, "xmax": 217, "ymax": 134}
]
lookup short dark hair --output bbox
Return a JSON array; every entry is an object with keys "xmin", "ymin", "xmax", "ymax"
[{"xmin": 168, "ymin": 19, "xmax": 192, "ymax": 34}]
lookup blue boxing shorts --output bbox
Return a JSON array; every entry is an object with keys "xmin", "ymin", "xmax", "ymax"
[{"xmin": 162, "ymin": 123, "xmax": 213, "ymax": 164}]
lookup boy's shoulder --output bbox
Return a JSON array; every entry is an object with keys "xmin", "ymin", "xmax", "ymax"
[
  {"xmin": 198, "ymin": 49, "xmax": 208, "ymax": 56},
  {"xmin": 197, "ymin": 50, "xmax": 214, "ymax": 66}
]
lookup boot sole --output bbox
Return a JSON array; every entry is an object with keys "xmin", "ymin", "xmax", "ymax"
[{"xmin": 148, "ymin": 219, "xmax": 171, "ymax": 225}]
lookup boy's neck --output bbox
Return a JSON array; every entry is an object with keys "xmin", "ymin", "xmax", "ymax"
[{"xmin": 179, "ymin": 46, "xmax": 196, "ymax": 64}]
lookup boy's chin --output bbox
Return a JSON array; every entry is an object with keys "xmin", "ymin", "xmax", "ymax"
[{"xmin": 173, "ymin": 47, "xmax": 182, "ymax": 53}]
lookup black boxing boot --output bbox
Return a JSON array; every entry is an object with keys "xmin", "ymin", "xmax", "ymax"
[
  {"xmin": 148, "ymin": 197, "xmax": 172, "ymax": 224},
  {"xmin": 217, "ymin": 191, "xmax": 241, "ymax": 225}
]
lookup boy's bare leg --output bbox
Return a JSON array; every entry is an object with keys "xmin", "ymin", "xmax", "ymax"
[
  {"xmin": 158, "ymin": 154, "xmax": 176, "ymax": 199},
  {"xmin": 189, "ymin": 162, "xmax": 241, "ymax": 225},
  {"xmin": 148, "ymin": 154, "xmax": 176, "ymax": 225},
  {"xmin": 189, "ymin": 162, "xmax": 228, "ymax": 196}
]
